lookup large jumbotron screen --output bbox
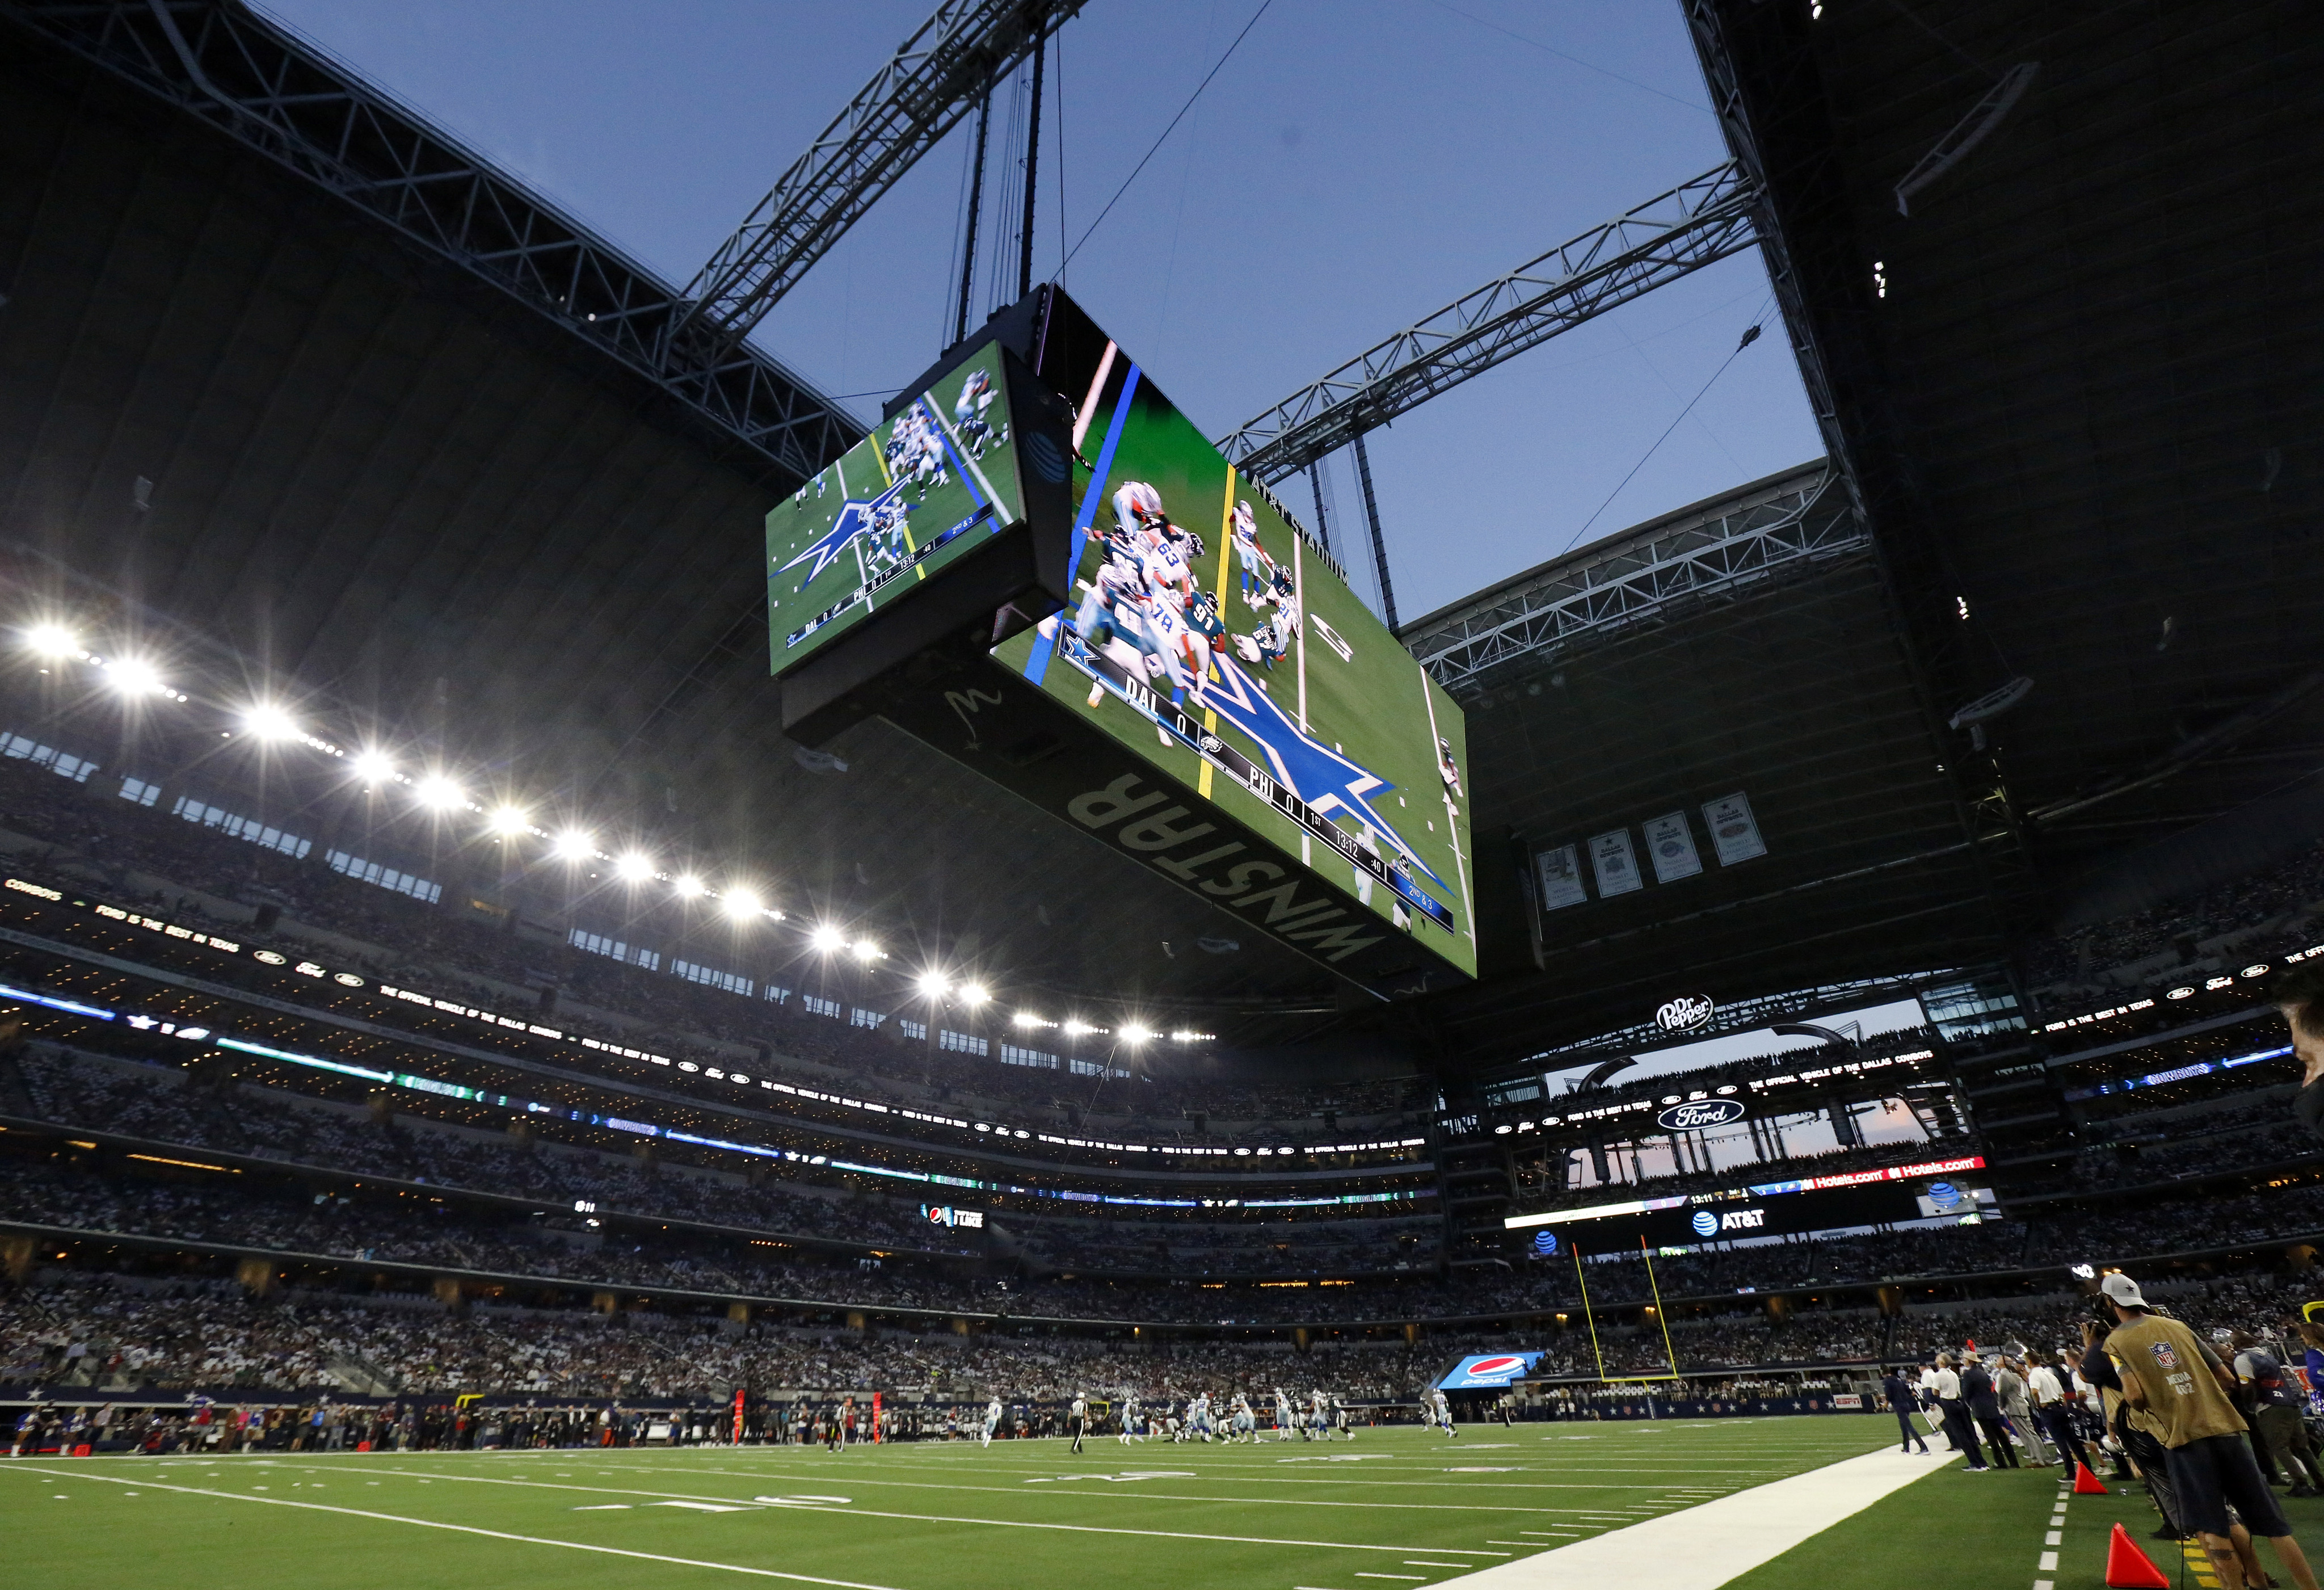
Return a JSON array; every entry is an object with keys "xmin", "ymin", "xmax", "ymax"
[
  {"xmin": 990, "ymin": 332, "xmax": 1476, "ymax": 978},
  {"xmin": 765, "ymin": 341, "xmax": 1026, "ymax": 673}
]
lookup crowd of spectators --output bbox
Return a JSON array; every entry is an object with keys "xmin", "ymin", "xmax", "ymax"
[
  {"xmin": 10, "ymin": 1253, "xmax": 2322, "ymax": 1403},
  {"xmin": 2067, "ymin": 1112, "xmax": 2318, "ymax": 1188},
  {"xmin": 6, "ymin": 1045, "xmax": 1442, "ymax": 1277},
  {"xmin": 16, "ymin": 1112, "xmax": 2324, "ymax": 1329},
  {"xmin": 1, "ymin": 1272, "xmax": 1428, "ymax": 1402},
  {"xmin": 0, "ymin": 752, "xmax": 1428, "ymax": 1137},
  {"xmin": 12, "ymin": 1045, "xmax": 975, "ymax": 1255},
  {"xmin": 2020, "ymin": 840, "xmax": 2324, "ymax": 1004}
]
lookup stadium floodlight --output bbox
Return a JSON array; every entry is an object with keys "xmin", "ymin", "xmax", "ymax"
[
  {"xmin": 810, "ymin": 923, "xmax": 846, "ymax": 953},
  {"xmin": 958, "ymin": 982, "xmax": 990, "ymax": 1006},
  {"xmin": 915, "ymin": 970, "xmax": 950, "ymax": 999},
  {"xmin": 1120, "ymin": 1023, "xmax": 1155, "ymax": 1043},
  {"xmin": 1061, "ymin": 1018, "xmax": 1094, "ymax": 1037},
  {"xmin": 413, "ymin": 775, "xmax": 466, "ymax": 811},
  {"xmin": 348, "ymin": 750, "xmax": 396, "ymax": 784},
  {"xmin": 722, "ymin": 887, "xmax": 764, "ymax": 922},
  {"xmin": 674, "ymin": 873, "xmax": 708, "ymax": 898},
  {"xmin": 23, "ymin": 623, "xmax": 79, "ymax": 658},
  {"xmin": 851, "ymin": 938, "xmax": 882, "ymax": 963},
  {"xmin": 550, "ymin": 828, "xmax": 596, "ymax": 862},
  {"xmin": 104, "ymin": 657, "xmax": 166, "ymax": 697},
  {"xmin": 1012, "ymin": 1011, "xmax": 1042, "ymax": 1029},
  {"xmin": 614, "ymin": 852, "xmax": 656, "ymax": 883},
  {"xmin": 239, "ymin": 703, "xmax": 299, "ymax": 742},
  {"xmin": 487, "ymin": 805, "xmax": 532, "ymax": 837}
]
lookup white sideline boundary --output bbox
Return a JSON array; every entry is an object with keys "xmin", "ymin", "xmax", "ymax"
[{"xmin": 1439, "ymin": 1445, "xmax": 1960, "ymax": 1590}]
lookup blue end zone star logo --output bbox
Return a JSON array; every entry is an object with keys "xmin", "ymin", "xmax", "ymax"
[
  {"xmin": 777, "ymin": 478, "xmax": 909, "ymax": 590},
  {"xmin": 1193, "ymin": 655, "xmax": 1447, "ymax": 891}
]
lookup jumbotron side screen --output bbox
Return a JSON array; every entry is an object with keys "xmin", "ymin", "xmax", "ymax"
[
  {"xmin": 765, "ymin": 342, "xmax": 1027, "ymax": 676},
  {"xmin": 989, "ymin": 336, "xmax": 1476, "ymax": 979}
]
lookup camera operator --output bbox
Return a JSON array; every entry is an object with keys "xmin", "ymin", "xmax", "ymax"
[
  {"xmin": 2100, "ymin": 1272, "xmax": 2321, "ymax": 1590},
  {"xmin": 2271, "ymin": 965, "xmax": 2324, "ymax": 1139},
  {"xmin": 2081, "ymin": 1314, "xmax": 2188, "ymax": 1539}
]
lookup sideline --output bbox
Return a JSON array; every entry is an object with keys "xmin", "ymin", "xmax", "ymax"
[{"xmin": 1435, "ymin": 1445, "xmax": 1959, "ymax": 1589}]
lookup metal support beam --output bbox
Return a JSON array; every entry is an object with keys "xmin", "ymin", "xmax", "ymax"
[
  {"xmin": 1351, "ymin": 433, "xmax": 1398, "ymax": 633},
  {"xmin": 1403, "ymin": 464, "xmax": 1864, "ymax": 693},
  {"xmin": 11, "ymin": 0, "xmax": 858, "ymax": 483},
  {"xmin": 1306, "ymin": 463, "xmax": 1334, "ymax": 559},
  {"xmin": 1219, "ymin": 162, "xmax": 1762, "ymax": 484},
  {"xmin": 1016, "ymin": 33, "xmax": 1044, "ymax": 301},
  {"xmin": 676, "ymin": 0, "xmax": 1079, "ymax": 351},
  {"xmin": 953, "ymin": 87, "xmax": 993, "ymax": 346}
]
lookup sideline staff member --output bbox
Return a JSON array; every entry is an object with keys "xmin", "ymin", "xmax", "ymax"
[
  {"xmin": 1881, "ymin": 1366, "xmax": 1930, "ymax": 1454},
  {"xmin": 2101, "ymin": 1272, "xmax": 2322, "ymax": 1590}
]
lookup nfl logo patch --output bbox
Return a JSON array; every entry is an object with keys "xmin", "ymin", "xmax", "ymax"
[{"xmin": 2151, "ymin": 1340, "xmax": 2180, "ymax": 1370}]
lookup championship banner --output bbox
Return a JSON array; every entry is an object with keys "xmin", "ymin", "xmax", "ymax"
[
  {"xmin": 1589, "ymin": 828, "xmax": 1643, "ymax": 896},
  {"xmin": 1535, "ymin": 843, "xmax": 1588, "ymax": 911},
  {"xmin": 1702, "ymin": 791, "xmax": 1768, "ymax": 865},
  {"xmin": 1643, "ymin": 811, "xmax": 1703, "ymax": 884}
]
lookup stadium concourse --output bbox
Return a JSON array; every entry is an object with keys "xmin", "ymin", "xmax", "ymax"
[{"xmin": 3, "ymin": 1, "xmax": 2322, "ymax": 1589}]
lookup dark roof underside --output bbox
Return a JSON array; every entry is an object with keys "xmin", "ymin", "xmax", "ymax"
[
  {"xmin": 1704, "ymin": 0, "xmax": 2324, "ymax": 911},
  {"xmin": 0, "ymin": 18, "xmax": 1338, "ymax": 1029}
]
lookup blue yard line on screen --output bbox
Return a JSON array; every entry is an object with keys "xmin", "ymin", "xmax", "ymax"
[
  {"xmin": 921, "ymin": 396, "xmax": 1008, "ymax": 524},
  {"xmin": 0, "ymin": 981, "xmax": 116, "ymax": 1021},
  {"xmin": 1024, "ymin": 363, "xmax": 1140, "ymax": 687}
]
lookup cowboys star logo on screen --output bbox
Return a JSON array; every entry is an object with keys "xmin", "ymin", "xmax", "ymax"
[
  {"xmin": 778, "ymin": 478, "xmax": 911, "ymax": 590},
  {"xmin": 1194, "ymin": 654, "xmax": 1445, "ymax": 889}
]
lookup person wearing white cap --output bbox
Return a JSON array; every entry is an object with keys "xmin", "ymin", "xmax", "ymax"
[{"xmin": 2101, "ymin": 1271, "xmax": 2322, "ymax": 1590}]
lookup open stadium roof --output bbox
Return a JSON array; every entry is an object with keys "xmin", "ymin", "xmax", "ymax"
[
  {"xmin": 2, "ymin": 0, "xmax": 2313, "ymax": 1075},
  {"xmin": 0, "ymin": 2, "xmax": 1336, "ymax": 1030}
]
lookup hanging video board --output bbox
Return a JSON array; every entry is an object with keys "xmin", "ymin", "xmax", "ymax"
[
  {"xmin": 780, "ymin": 288, "xmax": 1473, "ymax": 992},
  {"xmin": 767, "ymin": 341, "xmax": 1028, "ymax": 671},
  {"xmin": 989, "ymin": 311, "xmax": 1475, "ymax": 980}
]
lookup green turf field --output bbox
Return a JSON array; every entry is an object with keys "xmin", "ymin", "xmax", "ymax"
[{"xmin": 4, "ymin": 1419, "xmax": 1900, "ymax": 1589}]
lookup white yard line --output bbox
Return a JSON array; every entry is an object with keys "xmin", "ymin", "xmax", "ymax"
[
  {"xmin": 410, "ymin": 1460, "xmax": 1561, "ymax": 1516},
  {"xmin": 100, "ymin": 1457, "xmax": 1512, "ymax": 1558},
  {"xmin": 1435, "ymin": 1445, "xmax": 1960, "ymax": 1590},
  {"xmin": 0, "ymin": 1466, "xmax": 906, "ymax": 1588}
]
